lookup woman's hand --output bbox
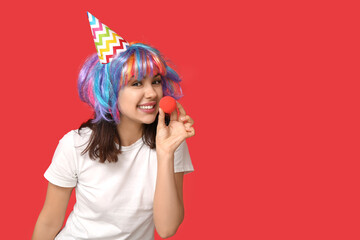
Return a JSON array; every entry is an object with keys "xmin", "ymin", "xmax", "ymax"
[{"xmin": 156, "ymin": 102, "xmax": 195, "ymax": 155}]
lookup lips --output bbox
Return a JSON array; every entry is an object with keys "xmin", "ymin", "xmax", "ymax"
[{"xmin": 138, "ymin": 101, "xmax": 156, "ymax": 107}]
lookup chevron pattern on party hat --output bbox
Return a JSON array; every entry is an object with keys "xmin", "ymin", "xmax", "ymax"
[{"xmin": 87, "ymin": 12, "xmax": 129, "ymax": 64}]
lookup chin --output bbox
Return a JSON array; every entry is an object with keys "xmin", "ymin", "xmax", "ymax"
[
  {"xmin": 140, "ymin": 115, "xmax": 156, "ymax": 124},
  {"xmin": 142, "ymin": 117, "xmax": 157, "ymax": 125}
]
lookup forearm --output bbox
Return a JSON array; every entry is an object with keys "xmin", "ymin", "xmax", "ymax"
[
  {"xmin": 153, "ymin": 151, "xmax": 184, "ymax": 238},
  {"xmin": 32, "ymin": 213, "xmax": 63, "ymax": 240}
]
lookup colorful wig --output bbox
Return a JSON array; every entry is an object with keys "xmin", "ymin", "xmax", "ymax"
[{"xmin": 78, "ymin": 43, "xmax": 183, "ymax": 124}]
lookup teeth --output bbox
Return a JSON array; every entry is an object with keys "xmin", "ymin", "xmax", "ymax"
[{"xmin": 139, "ymin": 105, "xmax": 155, "ymax": 109}]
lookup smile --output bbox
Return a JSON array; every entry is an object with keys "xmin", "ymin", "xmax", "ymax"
[
  {"xmin": 138, "ymin": 105, "xmax": 155, "ymax": 109},
  {"xmin": 137, "ymin": 104, "xmax": 156, "ymax": 113}
]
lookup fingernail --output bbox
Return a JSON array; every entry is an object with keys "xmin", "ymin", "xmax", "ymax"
[{"xmin": 181, "ymin": 117, "xmax": 185, "ymax": 121}]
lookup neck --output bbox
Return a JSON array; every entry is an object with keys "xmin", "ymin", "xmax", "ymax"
[{"xmin": 116, "ymin": 116, "xmax": 143, "ymax": 146}]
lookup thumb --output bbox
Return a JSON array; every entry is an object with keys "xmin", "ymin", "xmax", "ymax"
[{"xmin": 157, "ymin": 108, "xmax": 166, "ymax": 129}]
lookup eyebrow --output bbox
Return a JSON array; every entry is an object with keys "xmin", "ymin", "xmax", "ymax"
[{"xmin": 128, "ymin": 74, "xmax": 161, "ymax": 83}]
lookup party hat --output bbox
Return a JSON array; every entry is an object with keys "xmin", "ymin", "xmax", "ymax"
[{"xmin": 87, "ymin": 12, "xmax": 129, "ymax": 64}]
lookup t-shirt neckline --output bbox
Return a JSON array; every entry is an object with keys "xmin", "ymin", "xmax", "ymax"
[{"xmin": 116, "ymin": 137, "xmax": 144, "ymax": 151}]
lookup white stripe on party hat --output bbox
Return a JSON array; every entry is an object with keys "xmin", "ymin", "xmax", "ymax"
[{"xmin": 87, "ymin": 12, "xmax": 129, "ymax": 64}]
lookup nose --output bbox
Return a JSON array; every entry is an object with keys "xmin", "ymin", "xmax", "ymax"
[{"xmin": 144, "ymin": 83, "xmax": 157, "ymax": 99}]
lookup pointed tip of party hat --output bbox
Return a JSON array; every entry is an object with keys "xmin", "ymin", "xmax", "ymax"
[{"xmin": 87, "ymin": 12, "xmax": 129, "ymax": 64}]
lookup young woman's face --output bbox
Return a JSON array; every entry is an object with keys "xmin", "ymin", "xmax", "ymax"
[{"xmin": 117, "ymin": 73, "xmax": 163, "ymax": 125}]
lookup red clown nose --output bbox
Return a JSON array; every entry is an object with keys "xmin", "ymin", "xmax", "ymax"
[{"xmin": 159, "ymin": 96, "xmax": 177, "ymax": 114}]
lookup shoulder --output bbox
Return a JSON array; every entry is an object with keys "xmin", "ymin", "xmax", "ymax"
[
  {"xmin": 175, "ymin": 140, "xmax": 189, "ymax": 154},
  {"xmin": 58, "ymin": 127, "xmax": 93, "ymax": 149},
  {"xmin": 173, "ymin": 140, "xmax": 194, "ymax": 173}
]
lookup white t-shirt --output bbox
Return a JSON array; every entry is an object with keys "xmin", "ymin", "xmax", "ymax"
[{"xmin": 44, "ymin": 127, "xmax": 194, "ymax": 240}]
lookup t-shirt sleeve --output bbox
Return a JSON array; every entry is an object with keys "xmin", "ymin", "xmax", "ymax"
[
  {"xmin": 44, "ymin": 131, "xmax": 78, "ymax": 188},
  {"xmin": 174, "ymin": 140, "xmax": 194, "ymax": 175}
]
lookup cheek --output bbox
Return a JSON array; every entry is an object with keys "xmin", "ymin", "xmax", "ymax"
[
  {"xmin": 117, "ymin": 99, "xmax": 123, "ymax": 113},
  {"xmin": 117, "ymin": 91, "xmax": 139, "ymax": 111},
  {"xmin": 117, "ymin": 91, "xmax": 126, "ymax": 112},
  {"xmin": 157, "ymin": 87, "xmax": 164, "ymax": 98}
]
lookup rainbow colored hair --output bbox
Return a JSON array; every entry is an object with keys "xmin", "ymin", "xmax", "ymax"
[{"xmin": 78, "ymin": 43, "xmax": 183, "ymax": 124}]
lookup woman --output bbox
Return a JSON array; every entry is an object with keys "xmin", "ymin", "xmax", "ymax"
[{"xmin": 32, "ymin": 13, "xmax": 195, "ymax": 240}]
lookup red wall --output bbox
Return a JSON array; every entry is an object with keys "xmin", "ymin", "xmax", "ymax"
[{"xmin": 1, "ymin": 0, "xmax": 359, "ymax": 239}]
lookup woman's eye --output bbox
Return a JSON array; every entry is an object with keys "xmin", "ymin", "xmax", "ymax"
[
  {"xmin": 153, "ymin": 80, "xmax": 162, "ymax": 85},
  {"xmin": 132, "ymin": 82, "xmax": 142, "ymax": 87}
]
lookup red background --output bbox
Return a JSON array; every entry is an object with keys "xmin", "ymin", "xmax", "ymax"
[{"xmin": 1, "ymin": 0, "xmax": 359, "ymax": 239}]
